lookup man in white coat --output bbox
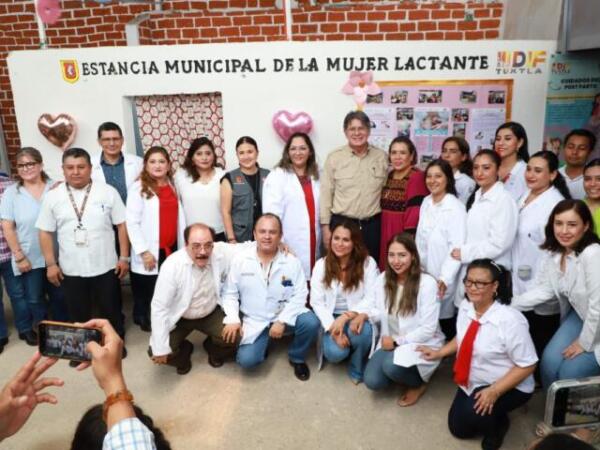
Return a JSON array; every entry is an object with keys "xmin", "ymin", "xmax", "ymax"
[
  {"xmin": 149, "ymin": 223, "xmax": 240, "ymax": 375},
  {"xmin": 222, "ymin": 213, "xmax": 320, "ymax": 381}
]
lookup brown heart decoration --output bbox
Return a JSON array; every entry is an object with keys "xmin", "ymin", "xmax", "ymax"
[{"xmin": 37, "ymin": 113, "xmax": 77, "ymax": 150}]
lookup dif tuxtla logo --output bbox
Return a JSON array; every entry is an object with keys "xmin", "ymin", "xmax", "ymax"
[
  {"xmin": 60, "ymin": 59, "xmax": 79, "ymax": 83},
  {"xmin": 496, "ymin": 50, "xmax": 547, "ymax": 75}
]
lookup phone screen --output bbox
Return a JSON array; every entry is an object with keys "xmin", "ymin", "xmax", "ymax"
[
  {"xmin": 552, "ymin": 383, "xmax": 600, "ymax": 428},
  {"xmin": 39, "ymin": 323, "xmax": 102, "ymax": 361}
]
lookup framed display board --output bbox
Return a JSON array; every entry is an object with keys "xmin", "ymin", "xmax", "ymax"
[{"xmin": 364, "ymin": 79, "xmax": 513, "ymax": 165}]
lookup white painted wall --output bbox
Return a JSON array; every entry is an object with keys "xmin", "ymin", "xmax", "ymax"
[
  {"xmin": 503, "ymin": 0, "xmax": 563, "ymax": 40},
  {"xmin": 8, "ymin": 40, "xmax": 555, "ymax": 180}
]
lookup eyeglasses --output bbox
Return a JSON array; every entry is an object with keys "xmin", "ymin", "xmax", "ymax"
[
  {"xmin": 463, "ymin": 279, "xmax": 494, "ymax": 290},
  {"xmin": 16, "ymin": 162, "xmax": 38, "ymax": 170},
  {"xmin": 190, "ymin": 242, "xmax": 214, "ymax": 251}
]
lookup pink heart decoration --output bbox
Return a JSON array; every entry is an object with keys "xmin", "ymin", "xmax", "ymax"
[
  {"xmin": 37, "ymin": 113, "xmax": 78, "ymax": 150},
  {"xmin": 272, "ymin": 110, "xmax": 313, "ymax": 142},
  {"xmin": 37, "ymin": 0, "xmax": 62, "ymax": 25}
]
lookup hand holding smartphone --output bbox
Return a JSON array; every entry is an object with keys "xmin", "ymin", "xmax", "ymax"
[
  {"xmin": 38, "ymin": 320, "xmax": 103, "ymax": 362},
  {"xmin": 545, "ymin": 377, "xmax": 600, "ymax": 431}
]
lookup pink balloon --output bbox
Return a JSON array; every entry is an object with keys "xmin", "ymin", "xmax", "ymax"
[
  {"xmin": 37, "ymin": 0, "xmax": 62, "ymax": 25},
  {"xmin": 272, "ymin": 110, "xmax": 313, "ymax": 142}
]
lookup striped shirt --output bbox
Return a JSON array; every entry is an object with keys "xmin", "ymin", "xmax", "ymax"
[{"xmin": 103, "ymin": 418, "xmax": 156, "ymax": 450}]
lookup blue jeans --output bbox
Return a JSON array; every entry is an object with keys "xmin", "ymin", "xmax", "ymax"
[
  {"xmin": 21, "ymin": 268, "xmax": 69, "ymax": 326},
  {"xmin": 0, "ymin": 260, "xmax": 32, "ymax": 339},
  {"xmin": 364, "ymin": 348, "xmax": 424, "ymax": 390},
  {"xmin": 323, "ymin": 319, "xmax": 373, "ymax": 381},
  {"xmin": 541, "ymin": 309, "xmax": 600, "ymax": 390},
  {"xmin": 237, "ymin": 311, "xmax": 320, "ymax": 369}
]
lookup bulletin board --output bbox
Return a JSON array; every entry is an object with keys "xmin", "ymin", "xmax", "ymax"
[{"xmin": 364, "ymin": 79, "xmax": 513, "ymax": 165}]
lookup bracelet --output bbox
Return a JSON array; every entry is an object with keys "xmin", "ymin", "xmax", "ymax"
[
  {"xmin": 46, "ymin": 262, "xmax": 57, "ymax": 268},
  {"xmin": 15, "ymin": 256, "xmax": 26, "ymax": 263},
  {"xmin": 119, "ymin": 256, "xmax": 131, "ymax": 262},
  {"xmin": 103, "ymin": 389, "xmax": 134, "ymax": 422}
]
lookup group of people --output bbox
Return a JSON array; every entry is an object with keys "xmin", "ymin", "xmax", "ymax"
[{"xmin": 1, "ymin": 112, "xmax": 600, "ymax": 450}]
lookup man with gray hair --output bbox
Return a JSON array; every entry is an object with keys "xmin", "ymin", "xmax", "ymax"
[{"xmin": 320, "ymin": 111, "xmax": 388, "ymax": 259}]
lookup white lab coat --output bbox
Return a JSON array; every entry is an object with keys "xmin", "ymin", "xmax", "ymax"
[
  {"xmin": 91, "ymin": 151, "xmax": 143, "ymax": 189},
  {"xmin": 454, "ymin": 171, "xmax": 476, "ymax": 205},
  {"xmin": 263, "ymin": 168, "xmax": 321, "ymax": 278},
  {"xmin": 455, "ymin": 182, "xmax": 518, "ymax": 306},
  {"xmin": 511, "ymin": 187, "xmax": 564, "ymax": 315},
  {"xmin": 503, "ymin": 160, "xmax": 527, "ymax": 202},
  {"xmin": 512, "ymin": 244, "xmax": 600, "ymax": 363},
  {"xmin": 222, "ymin": 246, "xmax": 309, "ymax": 345},
  {"xmin": 125, "ymin": 180, "xmax": 186, "ymax": 275},
  {"xmin": 149, "ymin": 243, "xmax": 242, "ymax": 356},
  {"xmin": 371, "ymin": 273, "xmax": 445, "ymax": 382},
  {"xmin": 416, "ymin": 193, "xmax": 466, "ymax": 319}
]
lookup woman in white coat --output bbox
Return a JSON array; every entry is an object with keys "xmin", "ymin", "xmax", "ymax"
[
  {"xmin": 263, "ymin": 132, "xmax": 320, "ymax": 279},
  {"xmin": 495, "ymin": 122, "xmax": 529, "ymax": 202},
  {"xmin": 416, "ymin": 159, "xmax": 466, "ymax": 339},
  {"xmin": 440, "ymin": 136, "xmax": 475, "ymax": 205},
  {"xmin": 364, "ymin": 233, "xmax": 445, "ymax": 407},
  {"xmin": 451, "ymin": 149, "xmax": 518, "ymax": 306},
  {"xmin": 512, "ymin": 200, "xmax": 600, "ymax": 389},
  {"xmin": 310, "ymin": 220, "xmax": 378, "ymax": 384},
  {"xmin": 126, "ymin": 147, "xmax": 185, "ymax": 331},
  {"xmin": 511, "ymin": 151, "xmax": 570, "ymax": 378}
]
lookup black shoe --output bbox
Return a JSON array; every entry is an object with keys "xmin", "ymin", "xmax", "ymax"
[
  {"xmin": 0, "ymin": 337, "xmax": 8, "ymax": 354},
  {"xmin": 69, "ymin": 360, "xmax": 80, "ymax": 368},
  {"xmin": 19, "ymin": 330, "xmax": 38, "ymax": 346},
  {"xmin": 175, "ymin": 340, "xmax": 194, "ymax": 375},
  {"xmin": 481, "ymin": 416, "xmax": 510, "ymax": 450},
  {"xmin": 202, "ymin": 339, "xmax": 224, "ymax": 368},
  {"xmin": 289, "ymin": 361, "xmax": 310, "ymax": 381},
  {"xmin": 139, "ymin": 318, "xmax": 151, "ymax": 332}
]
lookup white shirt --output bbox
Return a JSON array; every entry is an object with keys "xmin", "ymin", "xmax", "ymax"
[
  {"xmin": 503, "ymin": 160, "xmax": 528, "ymax": 202},
  {"xmin": 35, "ymin": 181, "xmax": 126, "ymax": 277},
  {"xmin": 182, "ymin": 264, "xmax": 219, "ymax": 319},
  {"xmin": 456, "ymin": 299, "xmax": 537, "ymax": 395},
  {"xmin": 454, "ymin": 171, "xmax": 476, "ymax": 205},
  {"xmin": 174, "ymin": 168, "xmax": 224, "ymax": 233},
  {"xmin": 416, "ymin": 193, "xmax": 466, "ymax": 318},
  {"xmin": 559, "ymin": 167, "xmax": 586, "ymax": 200},
  {"xmin": 511, "ymin": 187, "xmax": 564, "ymax": 315}
]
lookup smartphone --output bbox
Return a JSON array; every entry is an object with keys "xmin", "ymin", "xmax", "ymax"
[
  {"xmin": 38, "ymin": 320, "xmax": 103, "ymax": 362},
  {"xmin": 544, "ymin": 378, "xmax": 600, "ymax": 431}
]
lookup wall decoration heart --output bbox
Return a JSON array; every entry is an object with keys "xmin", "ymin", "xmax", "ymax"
[
  {"xmin": 37, "ymin": 113, "xmax": 77, "ymax": 150},
  {"xmin": 272, "ymin": 110, "xmax": 313, "ymax": 142}
]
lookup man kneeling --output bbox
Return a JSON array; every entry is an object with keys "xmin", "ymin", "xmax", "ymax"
[
  {"xmin": 149, "ymin": 223, "xmax": 239, "ymax": 374},
  {"xmin": 221, "ymin": 213, "xmax": 320, "ymax": 381}
]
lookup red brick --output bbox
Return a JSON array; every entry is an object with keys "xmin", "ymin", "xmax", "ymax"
[
  {"xmin": 195, "ymin": 17, "xmax": 211, "ymax": 26},
  {"xmin": 294, "ymin": 13, "xmax": 308, "ymax": 23},
  {"xmin": 444, "ymin": 2, "xmax": 466, "ymax": 9},
  {"xmin": 311, "ymin": 12, "xmax": 327, "ymax": 21},
  {"xmin": 182, "ymin": 29, "xmax": 199, "ymax": 38},
  {"xmin": 465, "ymin": 31, "xmax": 485, "ymax": 40},
  {"xmin": 176, "ymin": 18, "xmax": 194, "ymax": 28},
  {"xmin": 457, "ymin": 21, "xmax": 477, "ymax": 30},
  {"xmin": 485, "ymin": 30, "xmax": 500, "ymax": 39},
  {"xmin": 209, "ymin": 1, "xmax": 228, "ymax": 8},
  {"xmin": 479, "ymin": 19, "xmax": 501, "ymax": 29},
  {"xmin": 421, "ymin": 3, "xmax": 442, "ymax": 9},
  {"xmin": 399, "ymin": 22, "xmax": 415, "ymax": 32},
  {"xmin": 212, "ymin": 17, "xmax": 231, "ymax": 26},
  {"xmin": 397, "ymin": 2, "xmax": 418, "ymax": 9},
  {"xmin": 340, "ymin": 23, "xmax": 357, "ymax": 32},
  {"xmin": 445, "ymin": 31, "xmax": 463, "ymax": 39},
  {"xmin": 407, "ymin": 32, "xmax": 424, "ymax": 40},
  {"xmin": 73, "ymin": 9, "xmax": 91, "ymax": 18},
  {"xmin": 438, "ymin": 21, "xmax": 456, "ymax": 30},
  {"xmin": 347, "ymin": 12, "xmax": 365, "ymax": 21},
  {"xmin": 321, "ymin": 23, "xmax": 337, "ymax": 33},
  {"xmin": 166, "ymin": 29, "xmax": 181, "ymax": 39},
  {"xmin": 474, "ymin": 9, "xmax": 491, "ymax": 18},
  {"xmin": 365, "ymin": 34, "xmax": 384, "ymax": 41},
  {"xmin": 200, "ymin": 28, "xmax": 218, "ymax": 38},
  {"xmin": 417, "ymin": 21, "xmax": 436, "ymax": 31},
  {"xmin": 379, "ymin": 22, "xmax": 398, "ymax": 33},
  {"xmin": 300, "ymin": 24, "xmax": 317, "ymax": 33},
  {"xmin": 387, "ymin": 11, "xmax": 406, "ymax": 20},
  {"xmin": 493, "ymin": 8, "xmax": 503, "ymax": 17},
  {"xmin": 220, "ymin": 27, "xmax": 240, "ymax": 37},
  {"xmin": 254, "ymin": 15, "xmax": 272, "ymax": 24},
  {"xmin": 233, "ymin": 16, "xmax": 252, "ymax": 25},
  {"xmin": 241, "ymin": 25, "xmax": 261, "ymax": 36},
  {"xmin": 230, "ymin": 0, "xmax": 247, "ymax": 7},
  {"xmin": 345, "ymin": 34, "xmax": 363, "ymax": 41},
  {"xmin": 86, "ymin": 17, "xmax": 102, "ymax": 25},
  {"xmin": 328, "ymin": 12, "xmax": 345, "ymax": 21},
  {"xmin": 408, "ymin": 10, "xmax": 429, "ymax": 20},
  {"xmin": 261, "ymin": 26, "xmax": 282, "ymax": 35},
  {"xmin": 425, "ymin": 31, "xmax": 444, "ymax": 39},
  {"xmin": 65, "ymin": 19, "xmax": 86, "ymax": 27},
  {"xmin": 385, "ymin": 32, "xmax": 406, "ymax": 40},
  {"xmin": 367, "ymin": 12, "xmax": 386, "ymax": 21},
  {"xmin": 325, "ymin": 34, "xmax": 344, "ymax": 41},
  {"xmin": 358, "ymin": 22, "xmax": 377, "ymax": 33},
  {"xmin": 432, "ymin": 10, "xmax": 451, "ymax": 19}
]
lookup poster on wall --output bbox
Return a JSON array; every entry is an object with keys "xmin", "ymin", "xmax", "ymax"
[
  {"xmin": 544, "ymin": 51, "xmax": 600, "ymax": 157},
  {"xmin": 364, "ymin": 79, "xmax": 512, "ymax": 165}
]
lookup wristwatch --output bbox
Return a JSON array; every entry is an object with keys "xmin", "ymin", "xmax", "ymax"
[{"xmin": 119, "ymin": 256, "xmax": 131, "ymax": 262}]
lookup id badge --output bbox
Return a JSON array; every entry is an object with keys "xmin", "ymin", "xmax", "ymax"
[{"xmin": 74, "ymin": 227, "xmax": 88, "ymax": 247}]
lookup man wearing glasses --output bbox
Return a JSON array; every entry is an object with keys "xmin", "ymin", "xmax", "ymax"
[
  {"xmin": 320, "ymin": 111, "xmax": 388, "ymax": 259},
  {"xmin": 148, "ymin": 223, "xmax": 243, "ymax": 375}
]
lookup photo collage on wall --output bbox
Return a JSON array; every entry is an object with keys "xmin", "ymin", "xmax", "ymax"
[{"xmin": 364, "ymin": 80, "xmax": 512, "ymax": 166}]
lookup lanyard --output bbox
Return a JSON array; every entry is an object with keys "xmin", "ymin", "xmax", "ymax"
[{"xmin": 66, "ymin": 181, "xmax": 92, "ymax": 228}]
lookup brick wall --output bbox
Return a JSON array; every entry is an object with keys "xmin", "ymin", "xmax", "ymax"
[{"xmin": 0, "ymin": 0, "xmax": 504, "ymax": 166}]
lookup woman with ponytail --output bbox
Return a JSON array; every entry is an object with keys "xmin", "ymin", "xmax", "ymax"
[
  {"xmin": 440, "ymin": 136, "xmax": 475, "ymax": 204},
  {"xmin": 495, "ymin": 122, "xmax": 530, "ymax": 201},
  {"xmin": 419, "ymin": 259, "xmax": 537, "ymax": 450}
]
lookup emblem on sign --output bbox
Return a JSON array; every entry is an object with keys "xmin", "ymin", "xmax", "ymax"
[{"xmin": 60, "ymin": 60, "xmax": 79, "ymax": 83}]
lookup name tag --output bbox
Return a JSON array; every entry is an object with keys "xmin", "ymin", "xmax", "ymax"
[{"xmin": 241, "ymin": 272, "xmax": 254, "ymax": 277}]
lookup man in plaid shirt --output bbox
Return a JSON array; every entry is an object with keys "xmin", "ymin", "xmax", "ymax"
[{"xmin": 0, "ymin": 174, "xmax": 36, "ymax": 353}]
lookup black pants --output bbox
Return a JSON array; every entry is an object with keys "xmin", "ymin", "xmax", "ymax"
[
  {"xmin": 330, "ymin": 213, "xmax": 381, "ymax": 261},
  {"xmin": 448, "ymin": 386, "xmax": 532, "ymax": 440},
  {"xmin": 439, "ymin": 317, "xmax": 457, "ymax": 341},
  {"xmin": 523, "ymin": 310, "xmax": 560, "ymax": 384},
  {"xmin": 62, "ymin": 270, "xmax": 124, "ymax": 337},
  {"xmin": 130, "ymin": 248, "xmax": 170, "ymax": 322}
]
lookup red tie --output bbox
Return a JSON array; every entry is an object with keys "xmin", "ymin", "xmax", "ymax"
[{"xmin": 453, "ymin": 319, "xmax": 481, "ymax": 387}]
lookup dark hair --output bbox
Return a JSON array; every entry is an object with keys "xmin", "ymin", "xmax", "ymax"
[
  {"xmin": 465, "ymin": 149, "xmax": 501, "ymax": 211},
  {"xmin": 495, "ymin": 121, "xmax": 529, "ymax": 162},
  {"xmin": 442, "ymin": 136, "xmax": 473, "ymax": 176},
  {"xmin": 97, "ymin": 122, "xmax": 123, "ymax": 139},
  {"xmin": 182, "ymin": 137, "xmax": 222, "ymax": 182},
  {"xmin": 425, "ymin": 159, "xmax": 457, "ymax": 197},
  {"xmin": 584, "ymin": 158, "xmax": 600, "ymax": 173},
  {"xmin": 236, "ymin": 136, "xmax": 258, "ymax": 152},
  {"xmin": 62, "ymin": 147, "xmax": 91, "ymax": 165},
  {"xmin": 140, "ymin": 147, "xmax": 174, "ymax": 199},
  {"xmin": 528, "ymin": 150, "xmax": 572, "ymax": 199},
  {"xmin": 343, "ymin": 110, "xmax": 371, "ymax": 131},
  {"xmin": 324, "ymin": 220, "xmax": 368, "ymax": 292},
  {"xmin": 184, "ymin": 223, "xmax": 216, "ymax": 244},
  {"xmin": 388, "ymin": 136, "xmax": 417, "ymax": 165},
  {"xmin": 531, "ymin": 433, "xmax": 595, "ymax": 450},
  {"xmin": 464, "ymin": 259, "xmax": 512, "ymax": 305},
  {"xmin": 384, "ymin": 233, "xmax": 422, "ymax": 316},
  {"xmin": 564, "ymin": 128, "xmax": 596, "ymax": 152},
  {"xmin": 253, "ymin": 212, "xmax": 282, "ymax": 234},
  {"xmin": 541, "ymin": 199, "xmax": 600, "ymax": 254},
  {"xmin": 275, "ymin": 132, "xmax": 319, "ymax": 180},
  {"xmin": 71, "ymin": 404, "xmax": 171, "ymax": 450},
  {"xmin": 15, "ymin": 147, "xmax": 50, "ymax": 187}
]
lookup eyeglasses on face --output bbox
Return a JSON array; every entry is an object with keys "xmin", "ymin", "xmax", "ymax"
[
  {"xmin": 190, "ymin": 242, "xmax": 214, "ymax": 252},
  {"xmin": 16, "ymin": 162, "xmax": 38, "ymax": 170},
  {"xmin": 463, "ymin": 278, "xmax": 494, "ymax": 290}
]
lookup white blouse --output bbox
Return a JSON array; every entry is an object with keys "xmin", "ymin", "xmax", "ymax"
[
  {"xmin": 454, "ymin": 171, "xmax": 476, "ymax": 205},
  {"xmin": 174, "ymin": 168, "xmax": 224, "ymax": 234},
  {"xmin": 503, "ymin": 160, "xmax": 528, "ymax": 202}
]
